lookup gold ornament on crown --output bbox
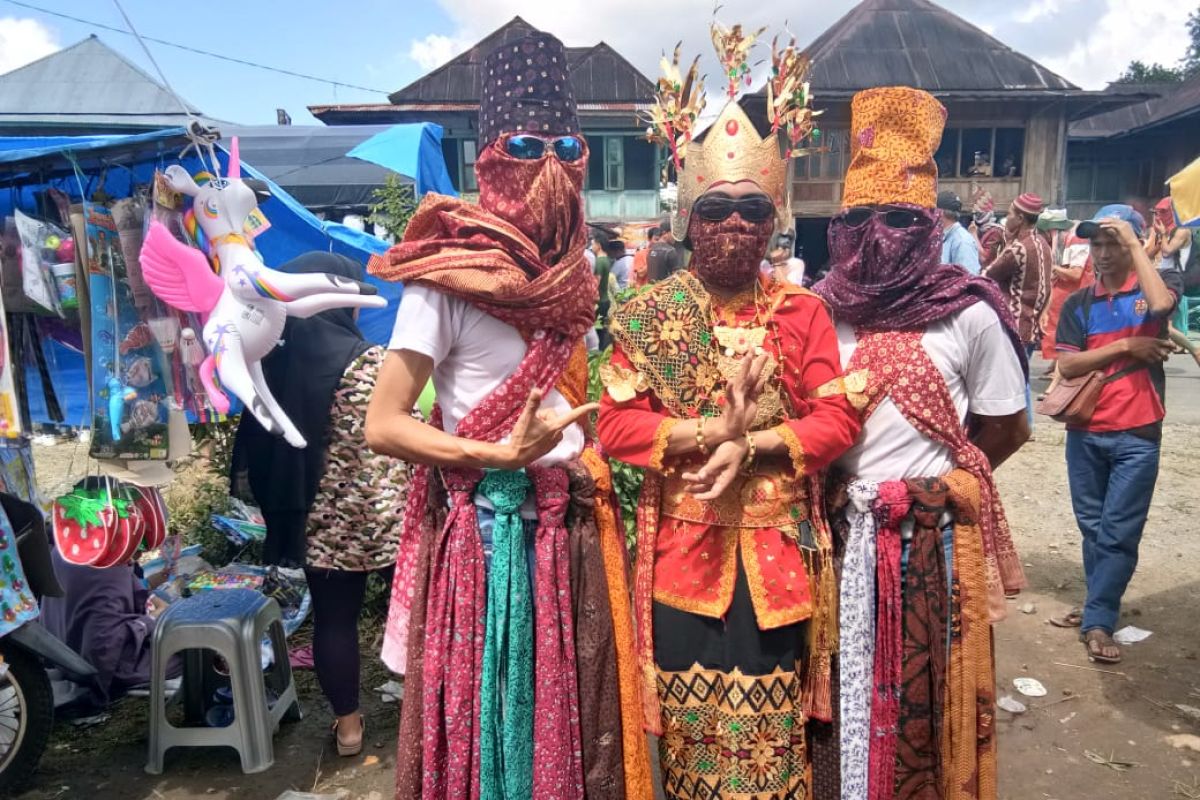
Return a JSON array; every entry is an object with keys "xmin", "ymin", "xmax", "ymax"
[
  {"xmin": 642, "ymin": 44, "xmax": 707, "ymax": 170},
  {"xmin": 766, "ymin": 34, "xmax": 822, "ymax": 158},
  {"xmin": 710, "ymin": 19, "xmax": 765, "ymax": 98},
  {"xmin": 644, "ymin": 15, "xmax": 822, "ymax": 240}
]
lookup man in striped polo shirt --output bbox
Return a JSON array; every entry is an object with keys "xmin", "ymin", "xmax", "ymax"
[{"xmin": 1053, "ymin": 204, "xmax": 1182, "ymax": 664}]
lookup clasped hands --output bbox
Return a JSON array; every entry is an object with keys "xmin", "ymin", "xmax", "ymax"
[{"xmin": 683, "ymin": 353, "xmax": 769, "ymax": 502}]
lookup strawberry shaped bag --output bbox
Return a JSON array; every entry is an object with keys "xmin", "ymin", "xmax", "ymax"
[
  {"xmin": 132, "ymin": 486, "xmax": 168, "ymax": 551},
  {"xmin": 52, "ymin": 485, "xmax": 136, "ymax": 567},
  {"xmin": 92, "ymin": 487, "xmax": 146, "ymax": 569}
]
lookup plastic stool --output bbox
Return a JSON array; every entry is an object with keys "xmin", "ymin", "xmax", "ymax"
[{"xmin": 145, "ymin": 589, "xmax": 301, "ymax": 774}]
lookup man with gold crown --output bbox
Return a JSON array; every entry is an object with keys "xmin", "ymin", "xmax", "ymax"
[
  {"xmin": 812, "ymin": 88, "xmax": 1031, "ymax": 800},
  {"xmin": 596, "ymin": 24, "xmax": 861, "ymax": 800},
  {"xmin": 365, "ymin": 29, "xmax": 653, "ymax": 800}
]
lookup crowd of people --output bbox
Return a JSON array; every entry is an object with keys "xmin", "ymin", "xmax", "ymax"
[{"xmin": 188, "ymin": 23, "xmax": 1193, "ymax": 800}]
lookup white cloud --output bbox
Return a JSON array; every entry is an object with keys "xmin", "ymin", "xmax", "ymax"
[
  {"xmin": 1013, "ymin": 0, "xmax": 1061, "ymax": 25},
  {"xmin": 0, "ymin": 17, "xmax": 59, "ymax": 75},
  {"xmin": 412, "ymin": 0, "xmax": 1184, "ymax": 96},
  {"xmin": 1038, "ymin": 0, "xmax": 1189, "ymax": 88},
  {"xmin": 422, "ymin": 0, "xmax": 841, "ymax": 96},
  {"xmin": 407, "ymin": 33, "xmax": 472, "ymax": 70}
]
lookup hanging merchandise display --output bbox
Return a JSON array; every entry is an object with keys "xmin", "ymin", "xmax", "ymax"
[
  {"xmin": 0, "ymin": 292, "xmax": 22, "ymax": 440},
  {"xmin": 0, "ymin": 442, "xmax": 37, "ymax": 505},
  {"xmin": 85, "ymin": 204, "xmax": 171, "ymax": 460},
  {"xmin": 139, "ymin": 138, "xmax": 386, "ymax": 448},
  {"xmin": 0, "ymin": 501, "xmax": 37, "ymax": 635},
  {"xmin": 11, "ymin": 209, "xmax": 66, "ymax": 316}
]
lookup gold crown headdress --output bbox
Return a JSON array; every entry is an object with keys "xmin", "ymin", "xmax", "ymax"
[{"xmin": 645, "ymin": 16, "xmax": 821, "ymax": 240}]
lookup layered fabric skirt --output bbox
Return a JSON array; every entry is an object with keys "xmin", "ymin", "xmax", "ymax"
[
  {"xmin": 392, "ymin": 462, "xmax": 635, "ymax": 800},
  {"xmin": 653, "ymin": 557, "xmax": 810, "ymax": 800},
  {"xmin": 821, "ymin": 471, "xmax": 997, "ymax": 800}
]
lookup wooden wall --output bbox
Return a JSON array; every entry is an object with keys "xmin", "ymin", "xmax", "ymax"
[{"xmin": 779, "ymin": 98, "xmax": 1070, "ymax": 219}]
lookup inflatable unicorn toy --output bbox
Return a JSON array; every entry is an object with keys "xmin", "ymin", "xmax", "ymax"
[{"xmin": 139, "ymin": 138, "xmax": 386, "ymax": 448}]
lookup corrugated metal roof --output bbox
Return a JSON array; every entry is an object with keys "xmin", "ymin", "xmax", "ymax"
[
  {"xmin": 1070, "ymin": 78, "xmax": 1200, "ymax": 139},
  {"xmin": 0, "ymin": 35, "xmax": 202, "ymax": 126},
  {"xmin": 801, "ymin": 0, "xmax": 1078, "ymax": 93},
  {"xmin": 222, "ymin": 125, "xmax": 411, "ymax": 209},
  {"xmin": 387, "ymin": 16, "xmax": 653, "ymax": 105}
]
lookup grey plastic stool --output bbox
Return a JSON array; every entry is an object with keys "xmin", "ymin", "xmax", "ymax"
[{"xmin": 145, "ymin": 588, "xmax": 301, "ymax": 774}]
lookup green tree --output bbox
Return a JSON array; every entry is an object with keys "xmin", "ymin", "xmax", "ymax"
[
  {"xmin": 367, "ymin": 174, "xmax": 418, "ymax": 241},
  {"xmin": 1115, "ymin": 6, "xmax": 1200, "ymax": 85},
  {"xmin": 1184, "ymin": 7, "xmax": 1200, "ymax": 77},
  {"xmin": 1115, "ymin": 60, "xmax": 1184, "ymax": 85}
]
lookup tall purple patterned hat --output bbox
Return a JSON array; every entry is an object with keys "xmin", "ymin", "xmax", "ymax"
[{"xmin": 479, "ymin": 32, "xmax": 580, "ymax": 148}]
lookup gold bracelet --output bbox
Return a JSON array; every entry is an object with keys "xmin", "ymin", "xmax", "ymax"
[
  {"xmin": 696, "ymin": 417, "xmax": 710, "ymax": 456},
  {"xmin": 741, "ymin": 433, "xmax": 756, "ymax": 474}
]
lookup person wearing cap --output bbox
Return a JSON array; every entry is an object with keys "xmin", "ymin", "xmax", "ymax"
[
  {"xmin": 984, "ymin": 193, "xmax": 1054, "ymax": 357},
  {"xmin": 1050, "ymin": 204, "xmax": 1182, "ymax": 665},
  {"xmin": 1146, "ymin": 197, "xmax": 1200, "ymax": 365},
  {"xmin": 366, "ymin": 30, "xmax": 651, "ymax": 800},
  {"xmin": 1040, "ymin": 230, "xmax": 1094, "ymax": 366},
  {"xmin": 814, "ymin": 86, "xmax": 1029, "ymax": 800},
  {"xmin": 938, "ymin": 189, "xmax": 982, "ymax": 274},
  {"xmin": 971, "ymin": 190, "xmax": 1007, "ymax": 268}
]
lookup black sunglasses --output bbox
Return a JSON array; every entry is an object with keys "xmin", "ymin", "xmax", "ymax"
[
  {"xmin": 502, "ymin": 134, "xmax": 586, "ymax": 162},
  {"xmin": 840, "ymin": 206, "xmax": 921, "ymax": 230},
  {"xmin": 692, "ymin": 193, "xmax": 776, "ymax": 224}
]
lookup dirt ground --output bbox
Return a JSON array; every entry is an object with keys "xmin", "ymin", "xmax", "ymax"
[{"xmin": 12, "ymin": 355, "xmax": 1200, "ymax": 800}]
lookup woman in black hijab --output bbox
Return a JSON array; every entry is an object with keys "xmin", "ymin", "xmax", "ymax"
[{"xmin": 232, "ymin": 251, "xmax": 411, "ymax": 756}]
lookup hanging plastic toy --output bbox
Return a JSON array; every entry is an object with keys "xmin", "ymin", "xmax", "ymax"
[{"xmin": 139, "ymin": 138, "xmax": 386, "ymax": 447}]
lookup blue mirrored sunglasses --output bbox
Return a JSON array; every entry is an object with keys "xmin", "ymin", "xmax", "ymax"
[{"xmin": 503, "ymin": 134, "xmax": 585, "ymax": 162}]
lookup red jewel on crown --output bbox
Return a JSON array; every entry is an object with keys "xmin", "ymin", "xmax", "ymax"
[{"xmin": 726, "ymin": 119, "xmax": 739, "ymax": 136}]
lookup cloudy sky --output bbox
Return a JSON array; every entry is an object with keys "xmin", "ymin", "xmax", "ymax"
[{"xmin": 0, "ymin": 0, "xmax": 1192, "ymax": 124}]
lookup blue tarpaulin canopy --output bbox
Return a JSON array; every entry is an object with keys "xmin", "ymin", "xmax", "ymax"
[{"xmin": 0, "ymin": 123, "xmax": 455, "ymax": 425}]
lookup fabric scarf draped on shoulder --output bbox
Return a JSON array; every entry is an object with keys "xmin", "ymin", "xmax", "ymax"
[{"xmin": 368, "ymin": 192, "xmax": 597, "ymax": 342}]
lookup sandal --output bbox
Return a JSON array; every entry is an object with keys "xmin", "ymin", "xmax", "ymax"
[
  {"xmin": 333, "ymin": 715, "xmax": 364, "ymax": 757},
  {"xmin": 1048, "ymin": 607, "xmax": 1082, "ymax": 628},
  {"xmin": 1083, "ymin": 629, "xmax": 1122, "ymax": 664}
]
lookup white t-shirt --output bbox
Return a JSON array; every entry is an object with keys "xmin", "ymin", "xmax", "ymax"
[
  {"xmin": 388, "ymin": 285, "xmax": 584, "ymax": 468},
  {"xmin": 834, "ymin": 303, "xmax": 1026, "ymax": 482}
]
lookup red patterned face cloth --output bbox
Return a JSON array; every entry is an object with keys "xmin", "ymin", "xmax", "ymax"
[
  {"xmin": 476, "ymin": 140, "xmax": 588, "ymax": 265},
  {"xmin": 687, "ymin": 213, "xmax": 774, "ymax": 290}
]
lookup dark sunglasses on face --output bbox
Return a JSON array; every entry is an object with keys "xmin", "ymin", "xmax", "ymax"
[
  {"xmin": 692, "ymin": 193, "xmax": 776, "ymax": 223},
  {"xmin": 502, "ymin": 134, "xmax": 586, "ymax": 162},
  {"xmin": 840, "ymin": 206, "xmax": 921, "ymax": 230}
]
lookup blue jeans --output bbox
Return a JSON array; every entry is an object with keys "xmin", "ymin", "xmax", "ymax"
[{"xmin": 1065, "ymin": 430, "xmax": 1161, "ymax": 634}]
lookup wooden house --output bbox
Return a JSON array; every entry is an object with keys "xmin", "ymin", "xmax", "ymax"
[
  {"xmin": 743, "ymin": 0, "xmax": 1133, "ymax": 267},
  {"xmin": 1067, "ymin": 77, "xmax": 1200, "ymax": 219},
  {"xmin": 309, "ymin": 17, "xmax": 659, "ymax": 222}
]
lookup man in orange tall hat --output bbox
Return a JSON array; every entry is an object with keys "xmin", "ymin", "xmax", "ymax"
[{"xmin": 814, "ymin": 87, "xmax": 1031, "ymax": 800}]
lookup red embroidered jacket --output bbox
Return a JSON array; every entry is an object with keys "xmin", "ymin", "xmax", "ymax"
[{"xmin": 597, "ymin": 275, "xmax": 859, "ymax": 628}]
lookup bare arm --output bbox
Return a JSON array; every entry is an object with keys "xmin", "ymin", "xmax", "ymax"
[
  {"xmin": 1108, "ymin": 219, "xmax": 1175, "ymax": 316},
  {"xmin": 969, "ymin": 411, "xmax": 1029, "ymax": 469},
  {"xmin": 1058, "ymin": 337, "xmax": 1172, "ymax": 379},
  {"xmin": 1163, "ymin": 226, "xmax": 1192, "ymax": 258},
  {"xmin": 365, "ymin": 349, "xmax": 595, "ymax": 470}
]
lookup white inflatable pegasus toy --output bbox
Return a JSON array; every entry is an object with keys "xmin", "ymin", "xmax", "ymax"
[{"xmin": 139, "ymin": 138, "xmax": 386, "ymax": 448}]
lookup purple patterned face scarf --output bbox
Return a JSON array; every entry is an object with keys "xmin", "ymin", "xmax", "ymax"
[{"xmin": 814, "ymin": 204, "xmax": 1028, "ymax": 376}]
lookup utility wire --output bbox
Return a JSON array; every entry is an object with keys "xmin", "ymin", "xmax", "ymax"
[{"xmin": 3, "ymin": 0, "xmax": 390, "ymax": 94}]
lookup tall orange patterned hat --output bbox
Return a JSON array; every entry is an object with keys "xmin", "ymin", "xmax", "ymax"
[{"xmin": 841, "ymin": 86, "xmax": 947, "ymax": 209}]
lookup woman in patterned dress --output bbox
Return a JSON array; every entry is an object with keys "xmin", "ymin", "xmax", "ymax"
[{"xmin": 231, "ymin": 252, "xmax": 412, "ymax": 757}]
